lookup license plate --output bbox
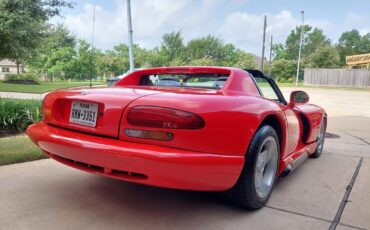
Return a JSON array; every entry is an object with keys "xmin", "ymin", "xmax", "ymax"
[{"xmin": 69, "ymin": 101, "xmax": 98, "ymax": 127}]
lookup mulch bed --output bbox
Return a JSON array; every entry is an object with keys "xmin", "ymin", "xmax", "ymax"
[
  {"xmin": 0, "ymin": 129, "xmax": 22, "ymax": 138},
  {"xmin": 3, "ymin": 79, "xmax": 40, "ymax": 85}
]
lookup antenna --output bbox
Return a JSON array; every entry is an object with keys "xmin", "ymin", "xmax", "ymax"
[{"xmin": 90, "ymin": 4, "xmax": 96, "ymax": 88}]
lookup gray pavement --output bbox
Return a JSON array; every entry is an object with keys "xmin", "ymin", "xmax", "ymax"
[
  {"xmin": 0, "ymin": 91, "xmax": 46, "ymax": 100},
  {"xmin": 1, "ymin": 87, "xmax": 370, "ymax": 230}
]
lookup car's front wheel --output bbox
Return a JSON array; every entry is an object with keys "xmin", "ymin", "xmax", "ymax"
[{"xmin": 223, "ymin": 125, "xmax": 279, "ymax": 209}]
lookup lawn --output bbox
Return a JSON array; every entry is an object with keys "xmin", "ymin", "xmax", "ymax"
[
  {"xmin": 0, "ymin": 135, "xmax": 47, "ymax": 166},
  {"xmin": 0, "ymin": 81, "xmax": 105, "ymax": 93}
]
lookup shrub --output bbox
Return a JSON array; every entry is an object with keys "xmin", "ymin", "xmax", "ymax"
[
  {"xmin": 0, "ymin": 98, "xmax": 42, "ymax": 132},
  {"xmin": 271, "ymin": 59, "xmax": 298, "ymax": 82},
  {"xmin": 286, "ymin": 77, "xmax": 294, "ymax": 83},
  {"xmin": 4, "ymin": 73, "xmax": 40, "ymax": 84}
]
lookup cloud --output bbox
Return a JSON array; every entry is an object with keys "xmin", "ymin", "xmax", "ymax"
[
  {"xmin": 344, "ymin": 13, "xmax": 370, "ymax": 36},
  {"xmin": 218, "ymin": 10, "xmax": 330, "ymax": 54},
  {"xmin": 61, "ymin": 1, "xmax": 331, "ymax": 55}
]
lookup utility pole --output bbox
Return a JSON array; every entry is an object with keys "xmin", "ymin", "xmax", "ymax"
[
  {"xmin": 127, "ymin": 0, "xmax": 135, "ymax": 72},
  {"xmin": 295, "ymin": 10, "xmax": 304, "ymax": 86},
  {"xmin": 269, "ymin": 36, "xmax": 273, "ymax": 74},
  {"xmin": 260, "ymin": 15, "xmax": 267, "ymax": 72},
  {"xmin": 90, "ymin": 4, "xmax": 96, "ymax": 87}
]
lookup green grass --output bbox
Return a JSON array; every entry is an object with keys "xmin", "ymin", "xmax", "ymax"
[
  {"xmin": 0, "ymin": 98, "xmax": 42, "ymax": 131},
  {"xmin": 277, "ymin": 83, "xmax": 297, "ymax": 87},
  {"xmin": 0, "ymin": 135, "xmax": 46, "ymax": 166},
  {"xmin": 0, "ymin": 81, "xmax": 105, "ymax": 93}
]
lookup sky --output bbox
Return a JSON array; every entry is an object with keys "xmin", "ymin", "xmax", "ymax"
[{"xmin": 53, "ymin": 0, "xmax": 370, "ymax": 55}]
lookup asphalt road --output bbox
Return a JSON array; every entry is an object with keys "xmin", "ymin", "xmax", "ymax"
[{"xmin": 0, "ymin": 87, "xmax": 370, "ymax": 230}]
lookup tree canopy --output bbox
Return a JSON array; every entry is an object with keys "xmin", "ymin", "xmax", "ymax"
[
  {"xmin": 0, "ymin": 0, "xmax": 73, "ymax": 72},
  {"xmin": 336, "ymin": 30, "xmax": 370, "ymax": 65},
  {"xmin": 270, "ymin": 26, "xmax": 370, "ymax": 82},
  {"xmin": 24, "ymin": 30, "xmax": 257, "ymax": 80},
  {"xmin": 1, "ymin": 1, "xmax": 369, "ymax": 82}
]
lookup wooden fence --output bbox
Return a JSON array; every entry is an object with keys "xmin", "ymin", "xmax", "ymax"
[{"xmin": 304, "ymin": 69, "xmax": 370, "ymax": 87}]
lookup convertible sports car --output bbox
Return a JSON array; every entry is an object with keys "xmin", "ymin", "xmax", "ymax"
[{"xmin": 27, "ymin": 66, "xmax": 326, "ymax": 209}]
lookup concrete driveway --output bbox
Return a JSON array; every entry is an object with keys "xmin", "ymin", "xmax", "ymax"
[{"xmin": 1, "ymin": 87, "xmax": 369, "ymax": 230}]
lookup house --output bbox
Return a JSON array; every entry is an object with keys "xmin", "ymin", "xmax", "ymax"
[{"xmin": 0, "ymin": 59, "xmax": 24, "ymax": 80}]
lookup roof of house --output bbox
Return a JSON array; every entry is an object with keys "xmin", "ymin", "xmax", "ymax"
[{"xmin": 0, "ymin": 59, "xmax": 18, "ymax": 67}]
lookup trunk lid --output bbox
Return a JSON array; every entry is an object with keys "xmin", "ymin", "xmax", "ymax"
[{"xmin": 43, "ymin": 87, "xmax": 160, "ymax": 137}]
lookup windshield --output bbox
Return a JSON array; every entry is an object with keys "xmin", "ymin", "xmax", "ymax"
[{"xmin": 139, "ymin": 73, "xmax": 229, "ymax": 89}]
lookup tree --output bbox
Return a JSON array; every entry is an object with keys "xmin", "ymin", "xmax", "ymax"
[
  {"xmin": 103, "ymin": 44, "xmax": 130, "ymax": 75},
  {"xmin": 45, "ymin": 47, "xmax": 75, "ymax": 80},
  {"xmin": 189, "ymin": 57, "xmax": 217, "ymax": 66},
  {"xmin": 160, "ymin": 31, "xmax": 185, "ymax": 64},
  {"xmin": 27, "ymin": 24, "xmax": 76, "ymax": 78},
  {"xmin": 271, "ymin": 59, "xmax": 297, "ymax": 82},
  {"xmin": 0, "ymin": 0, "xmax": 73, "ymax": 72},
  {"xmin": 272, "ymin": 43, "xmax": 287, "ymax": 60},
  {"xmin": 337, "ymin": 30, "xmax": 370, "ymax": 65},
  {"xmin": 304, "ymin": 28, "xmax": 331, "ymax": 57},
  {"xmin": 186, "ymin": 35, "xmax": 226, "ymax": 64},
  {"xmin": 145, "ymin": 47, "xmax": 167, "ymax": 67},
  {"xmin": 307, "ymin": 45, "xmax": 340, "ymax": 68},
  {"xmin": 236, "ymin": 50, "xmax": 256, "ymax": 68},
  {"xmin": 284, "ymin": 25, "xmax": 330, "ymax": 60},
  {"xmin": 73, "ymin": 40, "xmax": 96, "ymax": 80}
]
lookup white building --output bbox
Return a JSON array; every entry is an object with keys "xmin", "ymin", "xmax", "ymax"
[{"xmin": 0, "ymin": 59, "xmax": 24, "ymax": 80}]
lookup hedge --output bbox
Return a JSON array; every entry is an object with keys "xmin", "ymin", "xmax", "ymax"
[{"xmin": 4, "ymin": 73, "xmax": 40, "ymax": 84}]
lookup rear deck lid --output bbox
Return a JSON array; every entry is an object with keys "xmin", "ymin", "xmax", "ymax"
[{"xmin": 43, "ymin": 87, "xmax": 160, "ymax": 137}]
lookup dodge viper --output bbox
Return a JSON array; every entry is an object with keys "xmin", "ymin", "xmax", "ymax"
[{"xmin": 27, "ymin": 67, "xmax": 327, "ymax": 209}]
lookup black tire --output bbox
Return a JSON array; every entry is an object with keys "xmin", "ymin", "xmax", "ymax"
[
  {"xmin": 222, "ymin": 125, "xmax": 279, "ymax": 209},
  {"xmin": 310, "ymin": 118, "xmax": 326, "ymax": 158}
]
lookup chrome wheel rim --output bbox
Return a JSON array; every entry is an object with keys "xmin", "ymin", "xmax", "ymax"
[
  {"xmin": 317, "ymin": 121, "xmax": 325, "ymax": 153},
  {"xmin": 254, "ymin": 136, "xmax": 278, "ymax": 199}
]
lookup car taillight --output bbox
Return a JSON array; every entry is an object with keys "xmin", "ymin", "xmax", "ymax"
[
  {"xmin": 127, "ymin": 106, "xmax": 205, "ymax": 129},
  {"xmin": 41, "ymin": 97, "xmax": 52, "ymax": 121}
]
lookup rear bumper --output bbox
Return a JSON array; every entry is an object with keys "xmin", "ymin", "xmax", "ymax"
[{"xmin": 26, "ymin": 122, "xmax": 244, "ymax": 191}]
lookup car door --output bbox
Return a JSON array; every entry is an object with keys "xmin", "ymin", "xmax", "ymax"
[{"xmin": 252, "ymin": 77, "xmax": 301, "ymax": 159}]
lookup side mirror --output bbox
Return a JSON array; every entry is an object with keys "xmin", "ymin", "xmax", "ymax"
[{"xmin": 289, "ymin": 90, "xmax": 309, "ymax": 107}]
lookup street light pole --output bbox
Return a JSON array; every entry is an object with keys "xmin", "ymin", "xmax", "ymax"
[
  {"xmin": 127, "ymin": 0, "xmax": 135, "ymax": 72},
  {"xmin": 295, "ymin": 10, "xmax": 304, "ymax": 86},
  {"xmin": 261, "ymin": 15, "xmax": 267, "ymax": 72}
]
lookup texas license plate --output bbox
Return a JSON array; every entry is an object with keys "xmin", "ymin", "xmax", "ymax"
[{"xmin": 69, "ymin": 101, "xmax": 98, "ymax": 127}]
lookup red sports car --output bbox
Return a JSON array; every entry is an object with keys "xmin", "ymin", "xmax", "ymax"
[{"xmin": 27, "ymin": 67, "xmax": 327, "ymax": 209}]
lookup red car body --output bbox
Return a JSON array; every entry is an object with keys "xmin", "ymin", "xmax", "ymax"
[{"xmin": 27, "ymin": 67, "xmax": 326, "ymax": 192}]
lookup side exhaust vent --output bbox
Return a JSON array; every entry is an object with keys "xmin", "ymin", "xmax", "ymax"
[{"xmin": 281, "ymin": 151, "xmax": 309, "ymax": 177}]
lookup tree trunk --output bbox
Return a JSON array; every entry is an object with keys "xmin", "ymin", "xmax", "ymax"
[{"xmin": 16, "ymin": 60, "xmax": 20, "ymax": 74}]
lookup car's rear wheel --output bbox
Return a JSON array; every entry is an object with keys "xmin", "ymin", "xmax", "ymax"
[
  {"xmin": 310, "ymin": 118, "xmax": 326, "ymax": 158},
  {"xmin": 222, "ymin": 125, "xmax": 279, "ymax": 209}
]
